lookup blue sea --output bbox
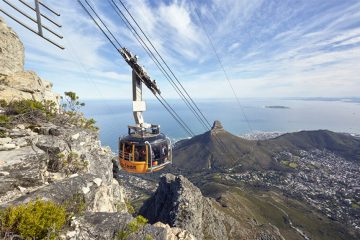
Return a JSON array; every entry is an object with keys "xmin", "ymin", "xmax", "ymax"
[{"xmin": 82, "ymin": 98, "xmax": 360, "ymax": 151}]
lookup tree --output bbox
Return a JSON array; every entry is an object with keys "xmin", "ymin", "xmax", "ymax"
[{"xmin": 61, "ymin": 91, "xmax": 85, "ymax": 112}]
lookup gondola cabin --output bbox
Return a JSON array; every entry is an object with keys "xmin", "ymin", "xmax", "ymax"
[{"xmin": 119, "ymin": 126, "xmax": 172, "ymax": 173}]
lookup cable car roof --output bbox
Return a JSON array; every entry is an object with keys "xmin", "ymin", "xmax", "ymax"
[{"xmin": 120, "ymin": 132, "xmax": 168, "ymax": 143}]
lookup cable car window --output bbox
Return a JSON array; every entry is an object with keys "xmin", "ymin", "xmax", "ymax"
[
  {"xmin": 152, "ymin": 145, "xmax": 160, "ymax": 159},
  {"xmin": 123, "ymin": 142, "xmax": 132, "ymax": 161},
  {"xmin": 135, "ymin": 145, "xmax": 146, "ymax": 162}
]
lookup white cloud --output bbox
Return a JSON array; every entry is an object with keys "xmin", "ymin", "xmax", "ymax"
[{"xmin": 1, "ymin": 0, "xmax": 359, "ymax": 100}]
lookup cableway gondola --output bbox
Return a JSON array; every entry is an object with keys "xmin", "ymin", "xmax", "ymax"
[{"xmin": 118, "ymin": 48, "xmax": 172, "ymax": 173}]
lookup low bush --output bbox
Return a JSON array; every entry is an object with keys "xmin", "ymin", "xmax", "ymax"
[
  {"xmin": 0, "ymin": 115, "xmax": 11, "ymax": 128},
  {"xmin": 0, "ymin": 99, "xmax": 58, "ymax": 128},
  {"xmin": 0, "ymin": 200, "xmax": 66, "ymax": 240}
]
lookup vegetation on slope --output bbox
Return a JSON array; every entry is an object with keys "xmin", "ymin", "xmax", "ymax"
[
  {"xmin": 0, "ymin": 200, "xmax": 66, "ymax": 239},
  {"xmin": 0, "ymin": 91, "xmax": 98, "ymax": 133}
]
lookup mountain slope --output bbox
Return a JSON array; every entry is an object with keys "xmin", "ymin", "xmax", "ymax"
[
  {"xmin": 264, "ymin": 130, "xmax": 360, "ymax": 162},
  {"xmin": 173, "ymin": 121, "xmax": 360, "ymax": 172}
]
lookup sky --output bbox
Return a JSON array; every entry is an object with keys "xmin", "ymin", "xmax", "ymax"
[{"xmin": 1, "ymin": 0, "xmax": 360, "ymax": 100}]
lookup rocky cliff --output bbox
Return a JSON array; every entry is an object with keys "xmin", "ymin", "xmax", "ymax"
[
  {"xmin": 139, "ymin": 174, "xmax": 285, "ymax": 240},
  {"xmin": 0, "ymin": 17, "xmax": 60, "ymax": 105}
]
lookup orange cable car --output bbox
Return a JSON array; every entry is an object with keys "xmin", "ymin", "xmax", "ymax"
[{"xmin": 118, "ymin": 47, "xmax": 172, "ymax": 173}]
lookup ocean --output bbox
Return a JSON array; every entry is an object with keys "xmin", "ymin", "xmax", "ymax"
[{"xmin": 82, "ymin": 98, "xmax": 360, "ymax": 151}]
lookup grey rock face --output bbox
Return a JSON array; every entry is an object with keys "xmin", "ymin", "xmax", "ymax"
[
  {"xmin": 0, "ymin": 145, "xmax": 47, "ymax": 199},
  {"xmin": 1, "ymin": 174, "xmax": 121, "ymax": 213},
  {"xmin": 0, "ymin": 17, "xmax": 24, "ymax": 76},
  {"xmin": 139, "ymin": 174, "xmax": 237, "ymax": 239},
  {"xmin": 139, "ymin": 174, "xmax": 285, "ymax": 240},
  {"xmin": 0, "ymin": 123, "xmax": 125, "ymax": 212},
  {"xmin": 64, "ymin": 212, "xmax": 195, "ymax": 240},
  {"xmin": 66, "ymin": 212, "xmax": 133, "ymax": 240}
]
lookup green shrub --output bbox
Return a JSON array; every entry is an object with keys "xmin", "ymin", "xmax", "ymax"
[
  {"xmin": 9, "ymin": 100, "xmax": 45, "ymax": 115},
  {"xmin": 288, "ymin": 162, "xmax": 298, "ymax": 168},
  {"xmin": 0, "ymin": 115, "xmax": 11, "ymax": 128},
  {"xmin": 115, "ymin": 215, "xmax": 148, "ymax": 240},
  {"xmin": 351, "ymin": 203, "xmax": 360, "ymax": 209},
  {"xmin": 84, "ymin": 118, "xmax": 99, "ymax": 131},
  {"xmin": 0, "ymin": 200, "xmax": 66, "ymax": 240},
  {"xmin": 125, "ymin": 200, "xmax": 135, "ymax": 214},
  {"xmin": 145, "ymin": 234, "xmax": 153, "ymax": 240},
  {"xmin": 3, "ymin": 100, "xmax": 57, "ymax": 120}
]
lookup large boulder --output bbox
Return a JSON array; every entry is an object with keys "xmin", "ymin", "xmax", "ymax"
[
  {"xmin": 0, "ymin": 17, "xmax": 24, "ymax": 76},
  {"xmin": 0, "ymin": 71, "xmax": 61, "ymax": 105},
  {"xmin": 139, "ymin": 174, "xmax": 239, "ymax": 239},
  {"xmin": 0, "ymin": 144, "xmax": 48, "ymax": 201},
  {"xmin": 4, "ymin": 71, "xmax": 54, "ymax": 94},
  {"xmin": 0, "ymin": 85, "xmax": 33, "ymax": 102}
]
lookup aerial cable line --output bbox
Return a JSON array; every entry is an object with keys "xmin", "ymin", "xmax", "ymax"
[
  {"xmin": 83, "ymin": 0, "xmax": 123, "ymax": 49},
  {"xmin": 189, "ymin": 0, "xmax": 255, "ymax": 158},
  {"xmin": 78, "ymin": 0, "xmax": 119, "ymax": 51},
  {"xmin": 155, "ymin": 95, "xmax": 194, "ymax": 136},
  {"xmin": 190, "ymin": 0, "xmax": 253, "ymax": 133},
  {"xmin": 108, "ymin": 0, "xmax": 210, "ymax": 132},
  {"xmin": 78, "ymin": 0, "xmax": 194, "ymax": 137}
]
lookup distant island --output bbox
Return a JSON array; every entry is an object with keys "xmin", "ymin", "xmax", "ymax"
[
  {"xmin": 265, "ymin": 105, "xmax": 290, "ymax": 109},
  {"xmin": 285, "ymin": 97, "xmax": 360, "ymax": 103}
]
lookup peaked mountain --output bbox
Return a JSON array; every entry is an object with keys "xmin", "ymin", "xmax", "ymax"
[
  {"xmin": 173, "ymin": 121, "xmax": 281, "ymax": 172},
  {"xmin": 173, "ymin": 121, "xmax": 360, "ymax": 172}
]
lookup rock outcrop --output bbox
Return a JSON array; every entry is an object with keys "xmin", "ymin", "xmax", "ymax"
[
  {"xmin": 211, "ymin": 120, "xmax": 225, "ymax": 134},
  {"xmin": 0, "ymin": 17, "xmax": 24, "ymax": 75},
  {"xmin": 139, "ymin": 174, "xmax": 285, "ymax": 240},
  {"xmin": 0, "ymin": 17, "xmax": 60, "ymax": 105},
  {"xmin": 0, "ymin": 122, "xmax": 120, "ymax": 207},
  {"xmin": 65, "ymin": 212, "xmax": 195, "ymax": 240}
]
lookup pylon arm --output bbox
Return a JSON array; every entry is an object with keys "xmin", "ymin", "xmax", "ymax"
[{"xmin": 119, "ymin": 47, "xmax": 161, "ymax": 95}]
